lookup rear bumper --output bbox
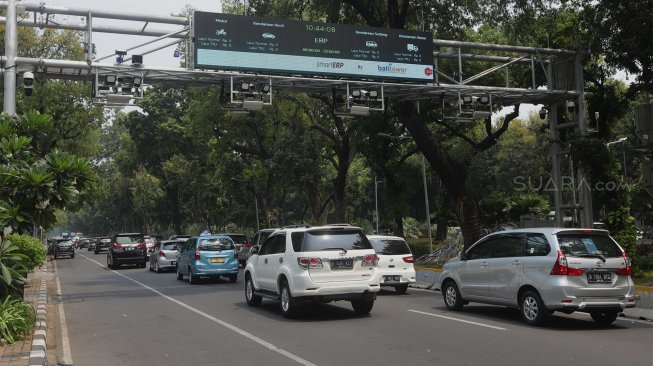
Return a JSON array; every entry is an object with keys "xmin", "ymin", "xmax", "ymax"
[
  {"xmin": 156, "ymin": 258, "xmax": 177, "ymax": 268},
  {"xmin": 296, "ymin": 291, "xmax": 377, "ymax": 303},
  {"xmin": 112, "ymin": 255, "xmax": 146, "ymax": 263},
  {"xmin": 540, "ymin": 277, "xmax": 637, "ymax": 311},
  {"xmin": 290, "ymin": 273, "xmax": 381, "ymax": 299},
  {"xmin": 379, "ymin": 269, "xmax": 416, "ymax": 286},
  {"xmin": 192, "ymin": 266, "xmax": 239, "ymax": 276}
]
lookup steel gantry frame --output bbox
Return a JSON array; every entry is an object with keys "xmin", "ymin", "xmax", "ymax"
[{"xmin": 0, "ymin": 0, "xmax": 593, "ymax": 227}]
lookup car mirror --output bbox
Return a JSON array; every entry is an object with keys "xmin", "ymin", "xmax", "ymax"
[
  {"xmin": 459, "ymin": 251, "xmax": 467, "ymax": 261},
  {"xmin": 250, "ymin": 246, "xmax": 259, "ymax": 255}
]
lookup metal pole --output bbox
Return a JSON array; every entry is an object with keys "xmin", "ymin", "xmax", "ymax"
[
  {"xmin": 548, "ymin": 59, "xmax": 563, "ymax": 227},
  {"xmin": 3, "ymin": 0, "xmax": 17, "ymax": 115},
  {"xmin": 575, "ymin": 52, "xmax": 593, "ymax": 227},
  {"xmin": 374, "ymin": 175, "xmax": 379, "ymax": 235},
  {"xmin": 254, "ymin": 196, "xmax": 260, "ymax": 231},
  {"xmin": 86, "ymin": 11, "xmax": 93, "ymax": 64},
  {"xmin": 622, "ymin": 149, "xmax": 627, "ymax": 179},
  {"xmin": 422, "ymin": 155, "xmax": 432, "ymax": 252}
]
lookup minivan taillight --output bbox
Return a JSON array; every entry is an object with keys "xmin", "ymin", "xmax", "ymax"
[
  {"xmin": 112, "ymin": 242, "xmax": 122, "ymax": 249},
  {"xmin": 136, "ymin": 242, "xmax": 146, "ymax": 248},
  {"xmin": 616, "ymin": 252, "xmax": 632, "ymax": 276},
  {"xmin": 550, "ymin": 250, "xmax": 584, "ymax": 276},
  {"xmin": 402, "ymin": 256, "xmax": 414, "ymax": 263},
  {"xmin": 194, "ymin": 248, "xmax": 200, "ymax": 260}
]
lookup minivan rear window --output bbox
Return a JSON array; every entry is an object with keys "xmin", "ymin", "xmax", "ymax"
[
  {"xmin": 369, "ymin": 239, "xmax": 411, "ymax": 255},
  {"xmin": 300, "ymin": 230, "xmax": 372, "ymax": 252},
  {"xmin": 115, "ymin": 235, "xmax": 144, "ymax": 244},
  {"xmin": 162, "ymin": 243, "xmax": 179, "ymax": 251},
  {"xmin": 556, "ymin": 233, "xmax": 622, "ymax": 258},
  {"xmin": 199, "ymin": 238, "xmax": 234, "ymax": 251}
]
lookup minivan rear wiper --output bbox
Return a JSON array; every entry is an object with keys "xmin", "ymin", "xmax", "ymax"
[
  {"xmin": 575, "ymin": 253, "xmax": 607, "ymax": 262},
  {"xmin": 322, "ymin": 247, "xmax": 348, "ymax": 253}
]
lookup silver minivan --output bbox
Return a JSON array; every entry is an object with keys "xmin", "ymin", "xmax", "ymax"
[{"xmin": 439, "ymin": 228, "xmax": 636, "ymax": 325}]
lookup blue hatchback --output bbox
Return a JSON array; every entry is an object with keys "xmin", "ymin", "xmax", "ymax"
[{"xmin": 176, "ymin": 235, "xmax": 239, "ymax": 284}]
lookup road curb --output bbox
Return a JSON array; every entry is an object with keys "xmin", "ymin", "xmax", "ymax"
[{"xmin": 28, "ymin": 274, "xmax": 47, "ymax": 366}]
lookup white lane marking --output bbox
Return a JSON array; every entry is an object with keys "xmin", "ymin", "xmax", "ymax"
[
  {"xmin": 54, "ymin": 259, "xmax": 74, "ymax": 365},
  {"xmin": 78, "ymin": 253, "xmax": 315, "ymax": 366},
  {"xmin": 408, "ymin": 309, "xmax": 507, "ymax": 331}
]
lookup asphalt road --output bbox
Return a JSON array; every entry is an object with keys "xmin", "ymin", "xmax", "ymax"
[{"xmin": 55, "ymin": 251, "xmax": 653, "ymax": 366}]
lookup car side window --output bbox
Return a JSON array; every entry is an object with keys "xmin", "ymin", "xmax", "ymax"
[
  {"xmin": 489, "ymin": 233, "xmax": 525, "ymax": 258},
  {"xmin": 270, "ymin": 235, "xmax": 287, "ymax": 254},
  {"xmin": 525, "ymin": 233, "xmax": 551, "ymax": 256},
  {"xmin": 467, "ymin": 240, "xmax": 493, "ymax": 260},
  {"xmin": 259, "ymin": 235, "xmax": 276, "ymax": 255}
]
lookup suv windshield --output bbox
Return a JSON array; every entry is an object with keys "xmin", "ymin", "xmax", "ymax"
[
  {"xmin": 115, "ymin": 235, "xmax": 144, "ymax": 244},
  {"xmin": 198, "ymin": 238, "xmax": 234, "ymax": 251},
  {"xmin": 299, "ymin": 230, "xmax": 372, "ymax": 252},
  {"xmin": 369, "ymin": 239, "xmax": 411, "ymax": 255},
  {"xmin": 556, "ymin": 233, "xmax": 622, "ymax": 258}
]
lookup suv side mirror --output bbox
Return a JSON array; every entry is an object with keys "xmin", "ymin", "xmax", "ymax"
[
  {"xmin": 250, "ymin": 246, "xmax": 259, "ymax": 255},
  {"xmin": 459, "ymin": 251, "xmax": 467, "ymax": 261}
]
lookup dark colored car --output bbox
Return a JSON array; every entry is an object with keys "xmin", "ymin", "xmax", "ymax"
[
  {"xmin": 52, "ymin": 238, "xmax": 75, "ymax": 259},
  {"xmin": 94, "ymin": 237, "xmax": 111, "ymax": 254},
  {"xmin": 107, "ymin": 233, "xmax": 147, "ymax": 269}
]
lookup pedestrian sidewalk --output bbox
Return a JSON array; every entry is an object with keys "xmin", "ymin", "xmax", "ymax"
[{"xmin": 0, "ymin": 261, "xmax": 56, "ymax": 366}]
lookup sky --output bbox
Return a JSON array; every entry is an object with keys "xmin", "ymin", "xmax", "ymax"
[
  {"xmin": 36, "ymin": 1, "xmax": 552, "ymax": 121},
  {"xmin": 41, "ymin": 0, "xmax": 223, "ymax": 68}
]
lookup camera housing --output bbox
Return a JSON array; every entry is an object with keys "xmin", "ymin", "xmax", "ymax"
[{"xmin": 23, "ymin": 71, "xmax": 34, "ymax": 96}]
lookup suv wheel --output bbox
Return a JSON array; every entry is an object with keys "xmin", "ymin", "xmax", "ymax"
[
  {"xmin": 395, "ymin": 284, "xmax": 409, "ymax": 294},
  {"xmin": 139, "ymin": 261, "xmax": 146, "ymax": 269},
  {"xmin": 590, "ymin": 310, "xmax": 618, "ymax": 325},
  {"xmin": 442, "ymin": 281, "xmax": 464, "ymax": 310},
  {"xmin": 351, "ymin": 298, "xmax": 374, "ymax": 315},
  {"xmin": 245, "ymin": 275, "xmax": 262, "ymax": 306},
  {"xmin": 279, "ymin": 281, "xmax": 297, "ymax": 318},
  {"xmin": 176, "ymin": 266, "xmax": 183, "ymax": 280},
  {"xmin": 520, "ymin": 290, "xmax": 548, "ymax": 325}
]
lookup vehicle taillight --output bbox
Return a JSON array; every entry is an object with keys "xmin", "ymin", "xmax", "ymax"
[
  {"xmin": 616, "ymin": 252, "xmax": 632, "ymax": 276},
  {"xmin": 361, "ymin": 254, "xmax": 379, "ymax": 267},
  {"xmin": 550, "ymin": 250, "xmax": 584, "ymax": 276},
  {"xmin": 159, "ymin": 251, "xmax": 166, "ymax": 258},
  {"xmin": 297, "ymin": 257, "xmax": 323, "ymax": 270},
  {"xmin": 194, "ymin": 248, "xmax": 200, "ymax": 260},
  {"xmin": 112, "ymin": 242, "xmax": 122, "ymax": 249},
  {"xmin": 244, "ymin": 243, "xmax": 252, "ymax": 248},
  {"xmin": 402, "ymin": 256, "xmax": 414, "ymax": 263},
  {"xmin": 137, "ymin": 242, "xmax": 146, "ymax": 248}
]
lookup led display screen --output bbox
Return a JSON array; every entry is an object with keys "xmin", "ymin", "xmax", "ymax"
[{"xmin": 193, "ymin": 12, "xmax": 434, "ymax": 82}]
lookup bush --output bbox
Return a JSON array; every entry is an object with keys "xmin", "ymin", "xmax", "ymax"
[
  {"xmin": 0, "ymin": 238, "xmax": 27, "ymax": 298},
  {"xmin": 633, "ymin": 254, "xmax": 653, "ymax": 273},
  {"xmin": 0, "ymin": 296, "xmax": 36, "ymax": 344},
  {"xmin": 8, "ymin": 234, "xmax": 46, "ymax": 271}
]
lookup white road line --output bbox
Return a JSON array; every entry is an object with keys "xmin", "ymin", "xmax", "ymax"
[
  {"xmin": 54, "ymin": 259, "xmax": 74, "ymax": 366},
  {"xmin": 408, "ymin": 309, "xmax": 508, "ymax": 331},
  {"xmin": 78, "ymin": 253, "xmax": 316, "ymax": 366}
]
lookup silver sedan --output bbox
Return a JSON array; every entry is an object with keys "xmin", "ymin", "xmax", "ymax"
[{"xmin": 149, "ymin": 240, "xmax": 182, "ymax": 273}]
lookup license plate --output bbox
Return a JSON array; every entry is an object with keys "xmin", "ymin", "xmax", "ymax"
[
  {"xmin": 170, "ymin": 261, "xmax": 176, "ymax": 266},
  {"xmin": 210, "ymin": 258, "xmax": 225, "ymax": 263},
  {"xmin": 383, "ymin": 275, "xmax": 401, "ymax": 283},
  {"xmin": 587, "ymin": 272, "xmax": 612, "ymax": 283},
  {"xmin": 331, "ymin": 259, "xmax": 353, "ymax": 269}
]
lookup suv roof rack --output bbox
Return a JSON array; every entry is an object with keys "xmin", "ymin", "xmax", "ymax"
[
  {"xmin": 281, "ymin": 224, "xmax": 312, "ymax": 229},
  {"xmin": 328, "ymin": 223, "xmax": 355, "ymax": 227}
]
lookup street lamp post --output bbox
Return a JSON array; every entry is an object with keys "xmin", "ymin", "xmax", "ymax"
[
  {"xmin": 377, "ymin": 133, "xmax": 432, "ymax": 252},
  {"xmin": 229, "ymin": 177, "xmax": 260, "ymax": 231},
  {"xmin": 374, "ymin": 175, "xmax": 381, "ymax": 234},
  {"xmin": 607, "ymin": 137, "xmax": 628, "ymax": 179}
]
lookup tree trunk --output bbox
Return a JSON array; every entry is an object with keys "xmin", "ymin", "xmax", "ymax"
[
  {"xmin": 435, "ymin": 217, "xmax": 448, "ymax": 241},
  {"xmin": 393, "ymin": 216, "xmax": 404, "ymax": 237},
  {"xmin": 332, "ymin": 139, "xmax": 351, "ymax": 223}
]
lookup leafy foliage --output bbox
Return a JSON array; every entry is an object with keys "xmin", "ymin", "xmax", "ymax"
[
  {"xmin": 0, "ymin": 238, "xmax": 27, "ymax": 298},
  {"xmin": 0, "ymin": 296, "xmax": 36, "ymax": 344},
  {"xmin": 7, "ymin": 234, "xmax": 46, "ymax": 272}
]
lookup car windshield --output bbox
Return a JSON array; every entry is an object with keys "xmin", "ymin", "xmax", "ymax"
[
  {"xmin": 556, "ymin": 233, "xmax": 622, "ymax": 258},
  {"xmin": 370, "ymin": 239, "xmax": 411, "ymax": 255},
  {"xmin": 162, "ymin": 243, "xmax": 179, "ymax": 251},
  {"xmin": 300, "ymin": 230, "xmax": 372, "ymax": 251},
  {"xmin": 115, "ymin": 235, "xmax": 143, "ymax": 244},
  {"xmin": 198, "ymin": 238, "xmax": 233, "ymax": 251}
]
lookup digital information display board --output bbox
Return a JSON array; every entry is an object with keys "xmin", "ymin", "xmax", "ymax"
[{"xmin": 193, "ymin": 12, "xmax": 434, "ymax": 82}]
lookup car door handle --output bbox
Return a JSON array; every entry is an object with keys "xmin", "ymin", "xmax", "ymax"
[
  {"xmin": 264, "ymin": 258, "xmax": 268, "ymax": 264},
  {"xmin": 279, "ymin": 257, "xmax": 283, "ymax": 263},
  {"xmin": 513, "ymin": 261, "xmax": 522, "ymax": 266}
]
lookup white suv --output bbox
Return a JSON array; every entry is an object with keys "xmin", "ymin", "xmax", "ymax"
[
  {"xmin": 244, "ymin": 225, "xmax": 381, "ymax": 318},
  {"xmin": 367, "ymin": 235, "xmax": 416, "ymax": 294},
  {"xmin": 439, "ymin": 228, "xmax": 636, "ymax": 325}
]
